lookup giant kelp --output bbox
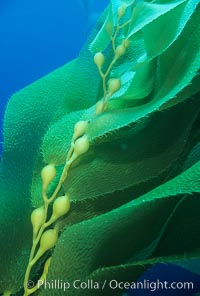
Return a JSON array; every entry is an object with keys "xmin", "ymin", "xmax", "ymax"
[{"xmin": 0, "ymin": 0, "xmax": 200, "ymax": 295}]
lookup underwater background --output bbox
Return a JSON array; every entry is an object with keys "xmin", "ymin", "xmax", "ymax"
[
  {"xmin": 0, "ymin": 0, "xmax": 108, "ymax": 155},
  {"xmin": 0, "ymin": 1, "xmax": 200, "ymax": 295}
]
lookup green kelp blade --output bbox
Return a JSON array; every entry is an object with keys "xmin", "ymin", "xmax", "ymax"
[
  {"xmin": 113, "ymin": 35, "xmax": 147, "ymax": 74},
  {"xmin": 153, "ymin": 3, "xmax": 200, "ymax": 104},
  {"xmin": 109, "ymin": 70, "xmax": 136, "ymax": 100},
  {"xmin": 126, "ymin": 0, "xmax": 187, "ymax": 40},
  {"xmin": 110, "ymin": 59, "xmax": 156, "ymax": 102},
  {"xmin": 107, "ymin": 37, "xmax": 152, "ymax": 105},
  {"xmin": 160, "ymin": 73, "xmax": 200, "ymax": 110},
  {"xmin": 111, "ymin": 0, "xmax": 122, "ymax": 26},
  {"xmin": 89, "ymin": 5, "xmax": 114, "ymax": 53},
  {"xmin": 0, "ymin": 175, "xmax": 32, "ymax": 294},
  {"xmin": 143, "ymin": 0, "xmax": 199, "ymax": 58},
  {"xmin": 39, "ymin": 160, "xmax": 200, "ymax": 296},
  {"xmin": 182, "ymin": 141, "xmax": 200, "ymax": 172},
  {"xmin": 42, "ymin": 110, "xmax": 85, "ymax": 165}
]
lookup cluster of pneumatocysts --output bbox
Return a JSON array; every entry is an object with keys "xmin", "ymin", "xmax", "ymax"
[
  {"xmin": 93, "ymin": 3, "xmax": 132, "ymax": 114},
  {"xmin": 23, "ymin": 2, "xmax": 133, "ymax": 296},
  {"xmin": 23, "ymin": 120, "xmax": 89, "ymax": 296}
]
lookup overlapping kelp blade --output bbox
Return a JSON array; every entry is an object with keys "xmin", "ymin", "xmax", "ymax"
[{"xmin": 38, "ymin": 160, "xmax": 200, "ymax": 296}]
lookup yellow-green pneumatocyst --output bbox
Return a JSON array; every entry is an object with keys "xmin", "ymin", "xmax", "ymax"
[
  {"xmin": 51, "ymin": 195, "xmax": 70, "ymax": 221},
  {"xmin": 73, "ymin": 120, "xmax": 88, "ymax": 140},
  {"xmin": 41, "ymin": 164, "xmax": 56, "ymax": 190},
  {"xmin": 118, "ymin": 5, "xmax": 126, "ymax": 19},
  {"xmin": 94, "ymin": 52, "xmax": 105, "ymax": 70},
  {"xmin": 31, "ymin": 207, "xmax": 45, "ymax": 237},
  {"xmin": 105, "ymin": 21, "xmax": 114, "ymax": 35},
  {"xmin": 95, "ymin": 100, "xmax": 104, "ymax": 115},
  {"xmin": 123, "ymin": 39, "xmax": 130, "ymax": 49},
  {"xmin": 108, "ymin": 78, "xmax": 121, "ymax": 96},
  {"xmin": 73, "ymin": 135, "xmax": 90, "ymax": 157},
  {"xmin": 115, "ymin": 44, "xmax": 126, "ymax": 58},
  {"xmin": 40, "ymin": 229, "xmax": 58, "ymax": 253},
  {"xmin": 30, "ymin": 229, "xmax": 58, "ymax": 265}
]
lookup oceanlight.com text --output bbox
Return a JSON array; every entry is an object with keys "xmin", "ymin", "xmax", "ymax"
[{"xmin": 28, "ymin": 278, "xmax": 195, "ymax": 292}]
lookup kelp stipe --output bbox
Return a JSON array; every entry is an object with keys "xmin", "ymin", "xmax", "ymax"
[{"xmin": 0, "ymin": 0, "xmax": 200, "ymax": 295}]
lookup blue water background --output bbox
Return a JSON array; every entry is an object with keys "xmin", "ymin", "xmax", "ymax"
[
  {"xmin": 0, "ymin": 1, "xmax": 199, "ymax": 295},
  {"xmin": 0, "ymin": 0, "xmax": 108, "ymax": 154}
]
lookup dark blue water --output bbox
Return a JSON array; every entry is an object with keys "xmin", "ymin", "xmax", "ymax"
[
  {"xmin": 0, "ymin": 1, "xmax": 199, "ymax": 295},
  {"xmin": 126, "ymin": 263, "xmax": 200, "ymax": 296}
]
